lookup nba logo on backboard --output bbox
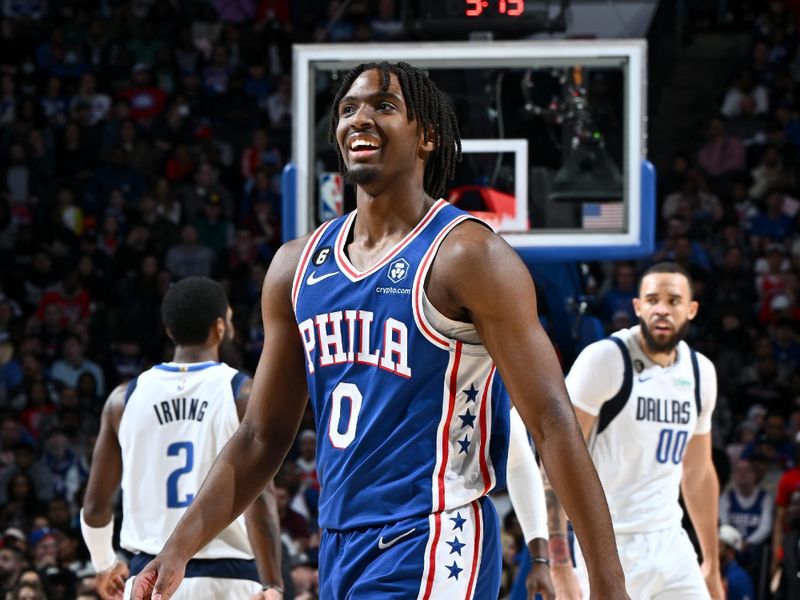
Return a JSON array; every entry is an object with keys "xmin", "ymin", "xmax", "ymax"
[
  {"xmin": 319, "ymin": 173, "xmax": 343, "ymax": 221},
  {"xmin": 387, "ymin": 258, "xmax": 409, "ymax": 284}
]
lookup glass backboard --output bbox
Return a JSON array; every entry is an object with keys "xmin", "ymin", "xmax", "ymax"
[{"xmin": 285, "ymin": 40, "xmax": 654, "ymax": 262}]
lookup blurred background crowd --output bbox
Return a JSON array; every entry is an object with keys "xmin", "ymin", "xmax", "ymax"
[{"xmin": 0, "ymin": 0, "xmax": 798, "ymax": 599}]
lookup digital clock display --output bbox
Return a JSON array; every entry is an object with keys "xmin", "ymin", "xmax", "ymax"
[
  {"xmin": 464, "ymin": 0, "xmax": 526, "ymax": 17},
  {"xmin": 410, "ymin": 1, "xmax": 558, "ymax": 37}
]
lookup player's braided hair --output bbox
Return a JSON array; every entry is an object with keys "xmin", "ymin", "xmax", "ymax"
[{"xmin": 328, "ymin": 61, "xmax": 462, "ymax": 199}]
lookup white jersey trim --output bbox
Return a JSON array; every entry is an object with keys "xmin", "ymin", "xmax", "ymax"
[
  {"xmin": 291, "ymin": 219, "xmax": 335, "ymax": 311},
  {"xmin": 334, "ymin": 199, "xmax": 449, "ymax": 282}
]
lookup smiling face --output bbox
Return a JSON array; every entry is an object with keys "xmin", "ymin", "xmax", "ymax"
[
  {"xmin": 335, "ymin": 69, "xmax": 433, "ymax": 194},
  {"xmin": 633, "ymin": 272, "xmax": 698, "ymax": 354}
]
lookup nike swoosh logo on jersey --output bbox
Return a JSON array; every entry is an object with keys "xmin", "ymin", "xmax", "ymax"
[
  {"xmin": 378, "ymin": 527, "xmax": 416, "ymax": 550},
  {"xmin": 638, "ymin": 375, "xmax": 653, "ymax": 382},
  {"xmin": 306, "ymin": 270, "xmax": 339, "ymax": 285}
]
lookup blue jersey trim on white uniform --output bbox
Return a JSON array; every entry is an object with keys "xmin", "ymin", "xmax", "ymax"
[
  {"xmin": 596, "ymin": 337, "xmax": 633, "ymax": 435},
  {"xmin": 230, "ymin": 371, "xmax": 249, "ymax": 399},
  {"xmin": 154, "ymin": 361, "xmax": 221, "ymax": 372},
  {"xmin": 689, "ymin": 349, "xmax": 702, "ymax": 415},
  {"xmin": 129, "ymin": 553, "xmax": 259, "ymax": 582},
  {"xmin": 124, "ymin": 377, "xmax": 139, "ymax": 406}
]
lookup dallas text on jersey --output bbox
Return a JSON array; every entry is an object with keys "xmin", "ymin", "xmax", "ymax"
[
  {"xmin": 152, "ymin": 397, "xmax": 209, "ymax": 425},
  {"xmin": 636, "ymin": 397, "xmax": 692, "ymax": 425},
  {"xmin": 298, "ymin": 310, "xmax": 411, "ymax": 378}
]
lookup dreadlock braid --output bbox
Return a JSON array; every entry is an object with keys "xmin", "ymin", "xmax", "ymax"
[{"xmin": 328, "ymin": 61, "xmax": 462, "ymax": 199}]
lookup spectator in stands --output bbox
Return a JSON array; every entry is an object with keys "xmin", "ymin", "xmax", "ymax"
[
  {"xmin": 598, "ymin": 262, "xmax": 637, "ymax": 325},
  {"xmin": 0, "ymin": 546, "xmax": 23, "ymax": 598},
  {"xmin": 772, "ymin": 440, "xmax": 800, "ymax": 578},
  {"xmin": 266, "ymin": 74, "xmax": 291, "ymax": 133},
  {"xmin": 749, "ymin": 191, "xmax": 795, "ymax": 245},
  {"xmin": 117, "ymin": 63, "xmax": 166, "ymax": 124},
  {"xmin": 722, "ymin": 69, "xmax": 770, "ymax": 118},
  {"xmin": 19, "ymin": 381, "xmax": 56, "ymax": 440},
  {"xmin": 178, "ymin": 161, "xmax": 234, "ymax": 222},
  {"xmin": 10, "ymin": 581, "xmax": 44, "ymax": 600},
  {"xmin": 750, "ymin": 147, "xmax": 794, "ymax": 201},
  {"xmin": 718, "ymin": 524, "xmax": 755, "ymax": 600},
  {"xmin": 697, "ymin": 116, "xmax": 746, "ymax": 178},
  {"xmin": 275, "ymin": 480, "xmax": 310, "ymax": 553},
  {"xmin": 42, "ymin": 429, "xmax": 78, "ymax": 502},
  {"xmin": 70, "ymin": 72, "xmax": 110, "ymax": 127},
  {"xmin": 195, "ymin": 196, "xmax": 233, "ymax": 260},
  {"xmin": 36, "ymin": 270, "xmax": 90, "ymax": 329},
  {"xmin": 49, "ymin": 336, "xmax": 104, "ymax": 397},
  {"xmin": 720, "ymin": 459, "xmax": 773, "ymax": 569},
  {"xmin": 165, "ymin": 224, "xmax": 215, "ymax": 279},
  {"xmin": 0, "ymin": 472, "xmax": 46, "ymax": 530}
]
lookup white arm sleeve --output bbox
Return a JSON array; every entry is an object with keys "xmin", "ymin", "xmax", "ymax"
[
  {"xmin": 565, "ymin": 339, "xmax": 625, "ymax": 416},
  {"xmin": 506, "ymin": 407, "xmax": 548, "ymax": 543},
  {"xmin": 694, "ymin": 353, "xmax": 718, "ymax": 435}
]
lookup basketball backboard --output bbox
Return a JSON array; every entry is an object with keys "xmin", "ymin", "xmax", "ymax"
[{"xmin": 284, "ymin": 39, "xmax": 654, "ymax": 262}]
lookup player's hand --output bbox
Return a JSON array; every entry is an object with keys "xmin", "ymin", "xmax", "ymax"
[
  {"xmin": 550, "ymin": 564, "xmax": 582, "ymax": 599},
  {"xmin": 96, "ymin": 560, "xmax": 129, "ymax": 600},
  {"xmin": 701, "ymin": 561, "xmax": 724, "ymax": 600},
  {"xmin": 249, "ymin": 586, "xmax": 283, "ymax": 600},
  {"xmin": 526, "ymin": 563, "xmax": 555, "ymax": 599},
  {"xmin": 130, "ymin": 551, "xmax": 187, "ymax": 600}
]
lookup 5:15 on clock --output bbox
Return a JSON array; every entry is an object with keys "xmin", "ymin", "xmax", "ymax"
[{"xmin": 465, "ymin": 0, "xmax": 525, "ymax": 17}]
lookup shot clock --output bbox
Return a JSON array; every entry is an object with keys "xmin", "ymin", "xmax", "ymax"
[
  {"xmin": 464, "ymin": 0, "xmax": 526, "ymax": 17},
  {"xmin": 405, "ymin": 0, "xmax": 565, "ymax": 36}
]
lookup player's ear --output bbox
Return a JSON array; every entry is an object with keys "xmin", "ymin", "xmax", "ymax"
[
  {"xmin": 687, "ymin": 300, "xmax": 699, "ymax": 320},
  {"xmin": 419, "ymin": 125, "xmax": 436, "ymax": 154},
  {"xmin": 631, "ymin": 297, "xmax": 641, "ymax": 317},
  {"xmin": 214, "ymin": 317, "xmax": 225, "ymax": 341}
]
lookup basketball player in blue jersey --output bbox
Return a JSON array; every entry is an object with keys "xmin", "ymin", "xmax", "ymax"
[
  {"xmin": 546, "ymin": 262, "xmax": 725, "ymax": 599},
  {"xmin": 81, "ymin": 277, "xmax": 283, "ymax": 600},
  {"xmin": 131, "ymin": 62, "xmax": 628, "ymax": 600}
]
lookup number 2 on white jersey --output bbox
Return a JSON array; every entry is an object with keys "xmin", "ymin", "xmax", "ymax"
[
  {"xmin": 166, "ymin": 441, "xmax": 195, "ymax": 508},
  {"xmin": 328, "ymin": 382, "xmax": 362, "ymax": 449}
]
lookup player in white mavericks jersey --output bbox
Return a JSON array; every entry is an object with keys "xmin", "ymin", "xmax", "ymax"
[
  {"xmin": 550, "ymin": 262, "xmax": 725, "ymax": 600},
  {"xmin": 80, "ymin": 277, "xmax": 283, "ymax": 600}
]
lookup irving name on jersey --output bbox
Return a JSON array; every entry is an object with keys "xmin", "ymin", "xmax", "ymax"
[{"xmin": 152, "ymin": 397, "xmax": 209, "ymax": 425}]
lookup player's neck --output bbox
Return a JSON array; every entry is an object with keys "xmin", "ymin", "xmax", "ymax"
[
  {"xmin": 636, "ymin": 334, "xmax": 677, "ymax": 368},
  {"xmin": 171, "ymin": 345, "xmax": 219, "ymax": 364},
  {"xmin": 353, "ymin": 186, "xmax": 434, "ymax": 242}
]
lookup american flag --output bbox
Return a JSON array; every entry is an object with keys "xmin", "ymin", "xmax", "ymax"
[{"xmin": 582, "ymin": 202, "xmax": 624, "ymax": 230}]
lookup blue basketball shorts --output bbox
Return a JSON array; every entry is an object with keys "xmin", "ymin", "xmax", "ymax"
[{"xmin": 318, "ymin": 497, "xmax": 501, "ymax": 599}]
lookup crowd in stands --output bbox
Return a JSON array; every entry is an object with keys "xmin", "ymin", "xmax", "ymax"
[{"xmin": 0, "ymin": 0, "xmax": 798, "ymax": 599}]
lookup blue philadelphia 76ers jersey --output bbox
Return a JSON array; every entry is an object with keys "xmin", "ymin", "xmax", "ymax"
[{"xmin": 293, "ymin": 199, "xmax": 510, "ymax": 530}]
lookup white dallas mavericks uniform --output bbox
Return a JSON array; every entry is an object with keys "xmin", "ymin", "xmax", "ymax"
[
  {"xmin": 567, "ymin": 326, "xmax": 716, "ymax": 599},
  {"xmin": 119, "ymin": 361, "xmax": 261, "ymax": 600}
]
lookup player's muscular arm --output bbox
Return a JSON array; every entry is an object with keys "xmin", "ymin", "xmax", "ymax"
[
  {"xmin": 681, "ymin": 433, "xmax": 724, "ymax": 600},
  {"xmin": 83, "ymin": 384, "xmax": 126, "ymax": 525},
  {"xmin": 82, "ymin": 384, "xmax": 129, "ymax": 600},
  {"xmin": 133, "ymin": 238, "xmax": 311, "ymax": 600},
  {"xmin": 771, "ymin": 505, "xmax": 785, "ymax": 576},
  {"xmin": 430, "ymin": 223, "xmax": 627, "ymax": 598},
  {"xmin": 235, "ymin": 379, "xmax": 284, "ymax": 590},
  {"xmin": 244, "ymin": 482, "xmax": 283, "ymax": 590}
]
